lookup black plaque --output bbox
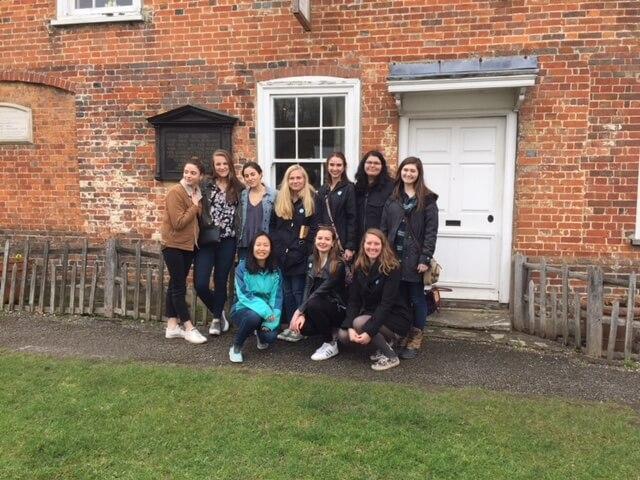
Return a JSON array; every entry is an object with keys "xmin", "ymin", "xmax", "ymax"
[{"xmin": 148, "ymin": 105, "xmax": 238, "ymax": 181}]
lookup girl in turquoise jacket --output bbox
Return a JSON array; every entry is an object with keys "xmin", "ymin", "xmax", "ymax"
[{"xmin": 229, "ymin": 232, "xmax": 283, "ymax": 363}]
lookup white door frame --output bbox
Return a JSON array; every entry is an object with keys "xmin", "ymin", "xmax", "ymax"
[{"xmin": 399, "ymin": 109, "xmax": 517, "ymax": 304}]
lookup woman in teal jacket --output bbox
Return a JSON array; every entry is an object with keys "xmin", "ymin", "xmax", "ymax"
[{"xmin": 229, "ymin": 231, "xmax": 283, "ymax": 363}]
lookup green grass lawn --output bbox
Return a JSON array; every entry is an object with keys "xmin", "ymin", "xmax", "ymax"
[{"xmin": 1, "ymin": 352, "xmax": 639, "ymax": 480}]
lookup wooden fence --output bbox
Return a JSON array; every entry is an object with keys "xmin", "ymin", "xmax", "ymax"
[
  {"xmin": 0, "ymin": 237, "xmax": 213, "ymax": 327},
  {"xmin": 512, "ymin": 253, "xmax": 639, "ymax": 360}
]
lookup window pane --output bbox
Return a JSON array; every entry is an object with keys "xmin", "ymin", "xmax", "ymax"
[
  {"xmin": 298, "ymin": 97, "xmax": 320, "ymax": 127},
  {"xmin": 323, "ymin": 97, "xmax": 345, "ymax": 127},
  {"xmin": 275, "ymin": 162, "xmax": 322, "ymax": 190},
  {"xmin": 298, "ymin": 130, "xmax": 320, "ymax": 159},
  {"xmin": 274, "ymin": 98, "xmax": 295, "ymax": 128},
  {"xmin": 95, "ymin": 0, "xmax": 107, "ymax": 6},
  {"xmin": 76, "ymin": 0, "xmax": 94, "ymax": 7},
  {"xmin": 275, "ymin": 130, "xmax": 295, "ymax": 159},
  {"xmin": 117, "ymin": 0, "xmax": 133, "ymax": 4},
  {"xmin": 322, "ymin": 129, "xmax": 345, "ymax": 158}
]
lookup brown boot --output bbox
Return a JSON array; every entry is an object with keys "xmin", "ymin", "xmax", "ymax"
[{"xmin": 399, "ymin": 327, "xmax": 423, "ymax": 359}]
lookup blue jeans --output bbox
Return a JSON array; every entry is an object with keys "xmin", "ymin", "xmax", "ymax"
[
  {"xmin": 282, "ymin": 274, "xmax": 306, "ymax": 326},
  {"xmin": 404, "ymin": 281, "xmax": 429, "ymax": 330},
  {"xmin": 231, "ymin": 308, "xmax": 278, "ymax": 349},
  {"xmin": 194, "ymin": 237, "xmax": 237, "ymax": 318}
]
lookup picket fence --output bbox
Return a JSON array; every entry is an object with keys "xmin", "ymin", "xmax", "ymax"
[
  {"xmin": 0, "ymin": 237, "xmax": 213, "ymax": 326},
  {"xmin": 512, "ymin": 253, "xmax": 639, "ymax": 360}
]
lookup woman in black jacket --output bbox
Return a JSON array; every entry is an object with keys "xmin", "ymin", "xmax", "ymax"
[
  {"xmin": 317, "ymin": 152, "xmax": 357, "ymax": 262},
  {"xmin": 338, "ymin": 228, "xmax": 412, "ymax": 371},
  {"xmin": 290, "ymin": 226, "xmax": 346, "ymax": 361},
  {"xmin": 381, "ymin": 156, "xmax": 439, "ymax": 359},
  {"xmin": 270, "ymin": 165, "xmax": 319, "ymax": 341},
  {"xmin": 354, "ymin": 150, "xmax": 394, "ymax": 247}
]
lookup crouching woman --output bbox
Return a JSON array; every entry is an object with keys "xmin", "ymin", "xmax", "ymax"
[
  {"xmin": 289, "ymin": 226, "xmax": 346, "ymax": 361},
  {"xmin": 229, "ymin": 232, "xmax": 283, "ymax": 363},
  {"xmin": 338, "ymin": 228, "xmax": 412, "ymax": 371}
]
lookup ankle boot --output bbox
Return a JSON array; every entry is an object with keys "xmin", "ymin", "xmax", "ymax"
[{"xmin": 399, "ymin": 327, "xmax": 423, "ymax": 359}]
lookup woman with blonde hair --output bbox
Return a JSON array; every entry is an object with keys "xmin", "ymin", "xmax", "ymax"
[
  {"xmin": 269, "ymin": 164, "xmax": 319, "ymax": 341},
  {"xmin": 338, "ymin": 228, "xmax": 412, "ymax": 371},
  {"xmin": 194, "ymin": 149, "xmax": 244, "ymax": 336}
]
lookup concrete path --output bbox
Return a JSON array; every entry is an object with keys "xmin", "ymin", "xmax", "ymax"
[{"xmin": 0, "ymin": 312, "xmax": 638, "ymax": 412}]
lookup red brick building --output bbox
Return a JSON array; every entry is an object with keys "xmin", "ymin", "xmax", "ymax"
[{"xmin": 0, "ymin": 1, "xmax": 638, "ymax": 303}]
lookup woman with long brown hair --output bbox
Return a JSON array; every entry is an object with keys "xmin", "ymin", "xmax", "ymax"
[
  {"xmin": 381, "ymin": 156, "xmax": 438, "ymax": 359},
  {"xmin": 338, "ymin": 228, "xmax": 412, "ymax": 371},
  {"xmin": 160, "ymin": 159, "xmax": 208, "ymax": 344},
  {"xmin": 194, "ymin": 149, "xmax": 245, "ymax": 336},
  {"xmin": 289, "ymin": 226, "xmax": 346, "ymax": 361},
  {"xmin": 317, "ymin": 152, "xmax": 357, "ymax": 262}
]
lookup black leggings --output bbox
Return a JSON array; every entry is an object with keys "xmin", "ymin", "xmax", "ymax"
[
  {"xmin": 162, "ymin": 247, "xmax": 194, "ymax": 323},
  {"xmin": 300, "ymin": 297, "xmax": 345, "ymax": 342},
  {"xmin": 338, "ymin": 315, "xmax": 398, "ymax": 359}
]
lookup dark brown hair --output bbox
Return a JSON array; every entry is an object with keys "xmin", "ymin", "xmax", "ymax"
[{"xmin": 211, "ymin": 149, "xmax": 244, "ymax": 204}]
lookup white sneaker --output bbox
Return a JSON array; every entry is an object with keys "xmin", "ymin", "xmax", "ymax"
[
  {"xmin": 229, "ymin": 346, "xmax": 243, "ymax": 363},
  {"xmin": 184, "ymin": 328, "xmax": 207, "ymax": 344},
  {"xmin": 255, "ymin": 331, "xmax": 269, "ymax": 350},
  {"xmin": 369, "ymin": 349, "xmax": 384, "ymax": 361},
  {"xmin": 209, "ymin": 318, "xmax": 221, "ymax": 336},
  {"xmin": 311, "ymin": 341, "xmax": 339, "ymax": 361},
  {"xmin": 165, "ymin": 326, "xmax": 184, "ymax": 339},
  {"xmin": 371, "ymin": 355, "xmax": 400, "ymax": 371},
  {"xmin": 221, "ymin": 311, "xmax": 230, "ymax": 333}
]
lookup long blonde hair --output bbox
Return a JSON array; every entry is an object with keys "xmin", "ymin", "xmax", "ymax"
[
  {"xmin": 274, "ymin": 165, "xmax": 316, "ymax": 219},
  {"xmin": 354, "ymin": 228, "xmax": 399, "ymax": 276}
]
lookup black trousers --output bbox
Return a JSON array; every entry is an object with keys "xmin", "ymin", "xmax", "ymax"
[
  {"xmin": 162, "ymin": 247, "xmax": 195, "ymax": 323},
  {"xmin": 301, "ymin": 296, "xmax": 345, "ymax": 342}
]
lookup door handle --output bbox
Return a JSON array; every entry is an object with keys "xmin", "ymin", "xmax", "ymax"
[
  {"xmin": 487, "ymin": 215, "xmax": 494, "ymax": 223},
  {"xmin": 445, "ymin": 220, "xmax": 461, "ymax": 227}
]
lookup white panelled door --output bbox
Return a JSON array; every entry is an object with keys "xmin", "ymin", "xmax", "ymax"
[{"xmin": 409, "ymin": 117, "xmax": 506, "ymax": 301}]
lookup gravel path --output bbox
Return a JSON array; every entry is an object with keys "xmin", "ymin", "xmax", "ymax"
[{"xmin": 1, "ymin": 313, "xmax": 638, "ymax": 411}]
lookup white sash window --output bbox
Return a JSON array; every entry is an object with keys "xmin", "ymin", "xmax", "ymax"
[
  {"xmin": 257, "ymin": 77, "xmax": 361, "ymax": 189},
  {"xmin": 53, "ymin": 0, "xmax": 143, "ymax": 25}
]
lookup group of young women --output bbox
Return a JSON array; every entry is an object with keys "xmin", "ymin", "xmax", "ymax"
[{"xmin": 160, "ymin": 148, "xmax": 439, "ymax": 371}]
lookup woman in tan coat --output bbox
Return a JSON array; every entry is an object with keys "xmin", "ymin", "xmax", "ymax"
[{"xmin": 160, "ymin": 159, "xmax": 208, "ymax": 344}]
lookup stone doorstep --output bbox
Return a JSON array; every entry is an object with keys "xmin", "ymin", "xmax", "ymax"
[{"xmin": 429, "ymin": 307, "xmax": 512, "ymax": 333}]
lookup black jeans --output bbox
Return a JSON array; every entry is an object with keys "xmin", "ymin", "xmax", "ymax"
[
  {"xmin": 194, "ymin": 237, "xmax": 237, "ymax": 318},
  {"xmin": 301, "ymin": 296, "xmax": 345, "ymax": 342},
  {"xmin": 162, "ymin": 247, "xmax": 194, "ymax": 323}
]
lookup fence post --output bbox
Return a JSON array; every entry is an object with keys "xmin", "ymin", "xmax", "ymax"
[
  {"xmin": 104, "ymin": 238, "xmax": 118, "ymax": 318},
  {"xmin": 513, "ymin": 253, "xmax": 526, "ymax": 331},
  {"xmin": 606, "ymin": 301, "xmax": 620, "ymax": 361},
  {"xmin": 18, "ymin": 239, "xmax": 30, "ymax": 310},
  {"xmin": 538, "ymin": 258, "xmax": 547, "ymax": 337},
  {"xmin": 586, "ymin": 265, "xmax": 604, "ymax": 358},
  {"xmin": 561, "ymin": 264, "xmax": 569, "ymax": 345},
  {"xmin": 624, "ymin": 273, "xmax": 636, "ymax": 361},
  {"xmin": 0, "ymin": 239, "xmax": 10, "ymax": 311}
]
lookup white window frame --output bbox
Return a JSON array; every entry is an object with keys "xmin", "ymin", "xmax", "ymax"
[
  {"xmin": 52, "ymin": 0, "xmax": 143, "ymax": 26},
  {"xmin": 257, "ymin": 76, "xmax": 361, "ymax": 189}
]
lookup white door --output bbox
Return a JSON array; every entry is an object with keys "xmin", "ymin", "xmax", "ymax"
[{"xmin": 408, "ymin": 117, "xmax": 506, "ymax": 301}]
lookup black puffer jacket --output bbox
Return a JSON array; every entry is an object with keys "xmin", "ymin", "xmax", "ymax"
[
  {"xmin": 269, "ymin": 196, "xmax": 320, "ymax": 276},
  {"xmin": 298, "ymin": 256, "xmax": 346, "ymax": 313},
  {"xmin": 318, "ymin": 180, "xmax": 357, "ymax": 252},
  {"xmin": 342, "ymin": 263, "xmax": 411, "ymax": 337},
  {"xmin": 381, "ymin": 191, "xmax": 439, "ymax": 283},
  {"xmin": 355, "ymin": 179, "xmax": 394, "ymax": 246}
]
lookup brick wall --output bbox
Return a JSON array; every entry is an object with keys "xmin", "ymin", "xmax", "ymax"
[
  {"xmin": 0, "ymin": 82, "xmax": 84, "ymax": 234},
  {"xmin": 0, "ymin": 0, "xmax": 638, "ymax": 264}
]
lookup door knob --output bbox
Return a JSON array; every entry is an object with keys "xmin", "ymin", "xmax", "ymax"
[{"xmin": 487, "ymin": 215, "xmax": 494, "ymax": 223}]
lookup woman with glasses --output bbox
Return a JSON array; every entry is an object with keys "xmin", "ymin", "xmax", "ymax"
[{"xmin": 354, "ymin": 150, "xmax": 394, "ymax": 247}]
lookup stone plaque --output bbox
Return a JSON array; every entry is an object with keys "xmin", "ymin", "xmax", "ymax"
[{"xmin": 0, "ymin": 103, "xmax": 32, "ymax": 143}]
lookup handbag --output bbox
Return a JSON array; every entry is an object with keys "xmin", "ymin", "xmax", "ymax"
[
  {"xmin": 402, "ymin": 208, "xmax": 441, "ymax": 286},
  {"xmin": 198, "ymin": 225, "xmax": 220, "ymax": 246},
  {"xmin": 324, "ymin": 195, "xmax": 354, "ymax": 285}
]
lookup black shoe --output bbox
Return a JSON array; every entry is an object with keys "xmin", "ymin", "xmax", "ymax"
[{"xmin": 398, "ymin": 348, "xmax": 418, "ymax": 359}]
